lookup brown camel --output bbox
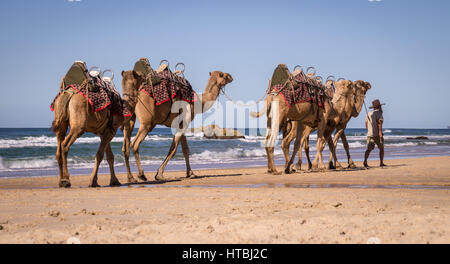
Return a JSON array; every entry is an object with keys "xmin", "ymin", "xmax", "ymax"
[
  {"xmin": 251, "ymin": 72, "xmax": 344, "ymax": 174},
  {"xmin": 122, "ymin": 71, "xmax": 233, "ymax": 182},
  {"xmin": 283, "ymin": 80, "xmax": 371, "ymax": 172},
  {"xmin": 282, "ymin": 80, "xmax": 371, "ymax": 171},
  {"xmin": 51, "ymin": 71, "xmax": 140, "ymax": 188}
]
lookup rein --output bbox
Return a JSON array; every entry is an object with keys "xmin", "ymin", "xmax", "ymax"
[{"xmin": 220, "ymin": 78, "xmax": 277, "ymax": 107}]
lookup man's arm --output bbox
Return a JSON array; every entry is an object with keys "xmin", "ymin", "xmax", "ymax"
[{"xmin": 378, "ymin": 120, "xmax": 383, "ymax": 138}]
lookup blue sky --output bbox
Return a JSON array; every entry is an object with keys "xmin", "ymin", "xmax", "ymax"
[{"xmin": 0, "ymin": 0, "xmax": 449, "ymax": 128}]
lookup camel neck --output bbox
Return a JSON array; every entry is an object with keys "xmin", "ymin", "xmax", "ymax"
[
  {"xmin": 123, "ymin": 81, "xmax": 143, "ymax": 114},
  {"xmin": 200, "ymin": 78, "xmax": 222, "ymax": 112}
]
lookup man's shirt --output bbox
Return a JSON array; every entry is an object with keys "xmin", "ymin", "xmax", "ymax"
[{"xmin": 366, "ymin": 109, "xmax": 384, "ymax": 137}]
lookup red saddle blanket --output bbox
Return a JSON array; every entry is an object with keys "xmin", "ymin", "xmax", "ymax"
[
  {"xmin": 140, "ymin": 69, "xmax": 197, "ymax": 105},
  {"xmin": 50, "ymin": 79, "xmax": 132, "ymax": 117},
  {"xmin": 269, "ymin": 74, "xmax": 326, "ymax": 109}
]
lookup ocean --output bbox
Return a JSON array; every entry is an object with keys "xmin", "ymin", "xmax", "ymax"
[{"xmin": 0, "ymin": 127, "xmax": 449, "ymax": 179}]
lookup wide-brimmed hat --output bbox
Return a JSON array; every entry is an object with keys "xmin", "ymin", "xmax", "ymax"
[{"xmin": 369, "ymin": 99, "xmax": 385, "ymax": 109}]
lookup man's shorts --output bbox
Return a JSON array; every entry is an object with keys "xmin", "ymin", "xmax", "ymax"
[{"xmin": 367, "ymin": 136, "xmax": 384, "ymax": 150}]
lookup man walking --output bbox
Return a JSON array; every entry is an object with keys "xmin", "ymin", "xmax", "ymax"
[{"xmin": 363, "ymin": 99, "xmax": 387, "ymax": 168}]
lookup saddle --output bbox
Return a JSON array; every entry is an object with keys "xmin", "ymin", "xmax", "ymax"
[
  {"xmin": 51, "ymin": 61, "xmax": 131, "ymax": 117},
  {"xmin": 268, "ymin": 64, "xmax": 327, "ymax": 109},
  {"xmin": 133, "ymin": 58, "xmax": 161, "ymax": 86},
  {"xmin": 140, "ymin": 60, "xmax": 197, "ymax": 105}
]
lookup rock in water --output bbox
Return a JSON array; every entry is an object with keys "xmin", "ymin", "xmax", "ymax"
[{"xmin": 406, "ymin": 136, "xmax": 429, "ymax": 140}]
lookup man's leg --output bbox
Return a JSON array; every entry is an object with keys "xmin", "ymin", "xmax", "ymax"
[
  {"xmin": 378, "ymin": 137, "xmax": 386, "ymax": 167},
  {"xmin": 364, "ymin": 137, "xmax": 375, "ymax": 168}
]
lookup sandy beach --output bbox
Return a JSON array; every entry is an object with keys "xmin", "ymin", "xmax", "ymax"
[{"xmin": 0, "ymin": 156, "xmax": 449, "ymax": 244}]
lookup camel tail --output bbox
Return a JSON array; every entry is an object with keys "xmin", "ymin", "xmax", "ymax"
[{"xmin": 51, "ymin": 93, "xmax": 71, "ymax": 132}]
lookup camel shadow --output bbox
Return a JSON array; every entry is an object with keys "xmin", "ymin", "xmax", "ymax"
[
  {"xmin": 121, "ymin": 173, "xmax": 243, "ymax": 187},
  {"xmin": 121, "ymin": 177, "xmax": 184, "ymax": 187},
  {"xmin": 190, "ymin": 173, "xmax": 243, "ymax": 180},
  {"xmin": 290, "ymin": 164, "xmax": 407, "ymax": 174}
]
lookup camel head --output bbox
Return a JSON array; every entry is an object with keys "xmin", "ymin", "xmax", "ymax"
[
  {"xmin": 121, "ymin": 70, "xmax": 145, "ymax": 103},
  {"xmin": 208, "ymin": 71, "xmax": 233, "ymax": 88},
  {"xmin": 352, "ymin": 80, "xmax": 372, "ymax": 117},
  {"xmin": 334, "ymin": 80, "xmax": 354, "ymax": 96}
]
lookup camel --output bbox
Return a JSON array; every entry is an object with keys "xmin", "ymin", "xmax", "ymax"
[
  {"xmin": 122, "ymin": 70, "xmax": 233, "ymax": 182},
  {"xmin": 251, "ymin": 67, "xmax": 347, "ymax": 174},
  {"xmin": 51, "ymin": 71, "xmax": 140, "ymax": 188},
  {"xmin": 282, "ymin": 80, "xmax": 371, "ymax": 171}
]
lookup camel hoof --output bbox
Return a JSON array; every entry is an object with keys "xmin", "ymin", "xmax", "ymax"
[
  {"xmin": 295, "ymin": 164, "xmax": 302, "ymax": 171},
  {"xmin": 138, "ymin": 175, "xmax": 148, "ymax": 182},
  {"xmin": 284, "ymin": 164, "xmax": 297, "ymax": 174},
  {"xmin": 328, "ymin": 162, "xmax": 336, "ymax": 170},
  {"xmin": 267, "ymin": 169, "xmax": 282, "ymax": 175},
  {"xmin": 187, "ymin": 171, "xmax": 197, "ymax": 179},
  {"xmin": 155, "ymin": 174, "xmax": 165, "ymax": 181},
  {"xmin": 348, "ymin": 162, "xmax": 357, "ymax": 169},
  {"xmin": 109, "ymin": 179, "xmax": 121, "ymax": 187},
  {"xmin": 127, "ymin": 177, "xmax": 138, "ymax": 184},
  {"xmin": 88, "ymin": 182, "xmax": 101, "ymax": 188},
  {"xmin": 59, "ymin": 179, "xmax": 71, "ymax": 188}
]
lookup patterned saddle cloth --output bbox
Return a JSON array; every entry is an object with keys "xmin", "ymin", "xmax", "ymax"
[
  {"xmin": 140, "ymin": 67, "xmax": 197, "ymax": 105},
  {"xmin": 268, "ymin": 73, "xmax": 327, "ymax": 109},
  {"xmin": 51, "ymin": 77, "xmax": 132, "ymax": 117}
]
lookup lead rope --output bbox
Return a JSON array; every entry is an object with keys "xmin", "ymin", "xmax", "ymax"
[
  {"xmin": 363, "ymin": 100, "xmax": 372, "ymax": 125},
  {"xmin": 221, "ymin": 80, "xmax": 270, "ymax": 107},
  {"xmin": 221, "ymin": 77, "xmax": 293, "ymax": 107}
]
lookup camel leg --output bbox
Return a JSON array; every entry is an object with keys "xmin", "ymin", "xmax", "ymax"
[
  {"xmin": 312, "ymin": 121, "xmax": 328, "ymax": 171},
  {"xmin": 180, "ymin": 135, "xmax": 196, "ymax": 178},
  {"xmin": 341, "ymin": 132, "xmax": 356, "ymax": 168},
  {"xmin": 155, "ymin": 133, "xmax": 183, "ymax": 181},
  {"xmin": 295, "ymin": 138, "xmax": 303, "ymax": 171},
  {"xmin": 130, "ymin": 123, "xmax": 155, "ymax": 182},
  {"xmin": 60, "ymin": 127, "xmax": 84, "ymax": 188},
  {"xmin": 297, "ymin": 126, "xmax": 313, "ymax": 171},
  {"xmin": 106, "ymin": 143, "xmax": 121, "ymax": 186},
  {"xmin": 265, "ymin": 100, "xmax": 285, "ymax": 175},
  {"xmin": 304, "ymin": 136, "xmax": 313, "ymax": 170},
  {"xmin": 281, "ymin": 123, "xmax": 296, "ymax": 169},
  {"xmin": 122, "ymin": 115, "xmax": 137, "ymax": 183},
  {"xmin": 55, "ymin": 124, "xmax": 68, "ymax": 187},
  {"xmin": 285, "ymin": 123, "xmax": 303, "ymax": 174},
  {"xmin": 88, "ymin": 132, "xmax": 114, "ymax": 188},
  {"xmin": 327, "ymin": 133, "xmax": 342, "ymax": 170},
  {"xmin": 328, "ymin": 128, "xmax": 344, "ymax": 169}
]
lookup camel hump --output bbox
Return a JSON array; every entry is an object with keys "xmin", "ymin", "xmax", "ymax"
[{"xmin": 271, "ymin": 64, "xmax": 291, "ymax": 87}]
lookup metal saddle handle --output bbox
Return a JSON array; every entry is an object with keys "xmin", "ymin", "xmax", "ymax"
[
  {"xmin": 306, "ymin": 66, "xmax": 316, "ymax": 76},
  {"xmin": 89, "ymin": 66, "xmax": 101, "ymax": 78},
  {"xmin": 101, "ymin": 69, "xmax": 114, "ymax": 83},
  {"xmin": 159, "ymin": 59, "xmax": 170, "ymax": 68},
  {"xmin": 175, "ymin": 62, "xmax": 185, "ymax": 73},
  {"xmin": 293, "ymin": 65, "xmax": 303, "ymax": 73}
]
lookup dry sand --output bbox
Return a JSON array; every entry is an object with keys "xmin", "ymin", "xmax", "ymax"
[{"xmin": 0, "ymin": 156, "xmax": 449, "ymax": 244}]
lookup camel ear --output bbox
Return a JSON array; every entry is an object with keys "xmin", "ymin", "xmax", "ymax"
[
  {"xmin": 365, "ymin": 82, "xmax": 372, "ymax": 90},
  {"xmin": 209, "ymin": 72, "xmax": 212, "ymax": 76},
  {"xmin": 121, "ymin": 70, "xmax": 125, "ymax": 77}
]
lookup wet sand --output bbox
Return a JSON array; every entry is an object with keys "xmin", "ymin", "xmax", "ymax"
[{"xmin": 0, "ymin": 156, "xmax": 449, "ymax": 243}]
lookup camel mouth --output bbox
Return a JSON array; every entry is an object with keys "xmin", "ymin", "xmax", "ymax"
[{"xmin": 225, "ymin": 74, "xmax": 233, "ymax": 83}]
